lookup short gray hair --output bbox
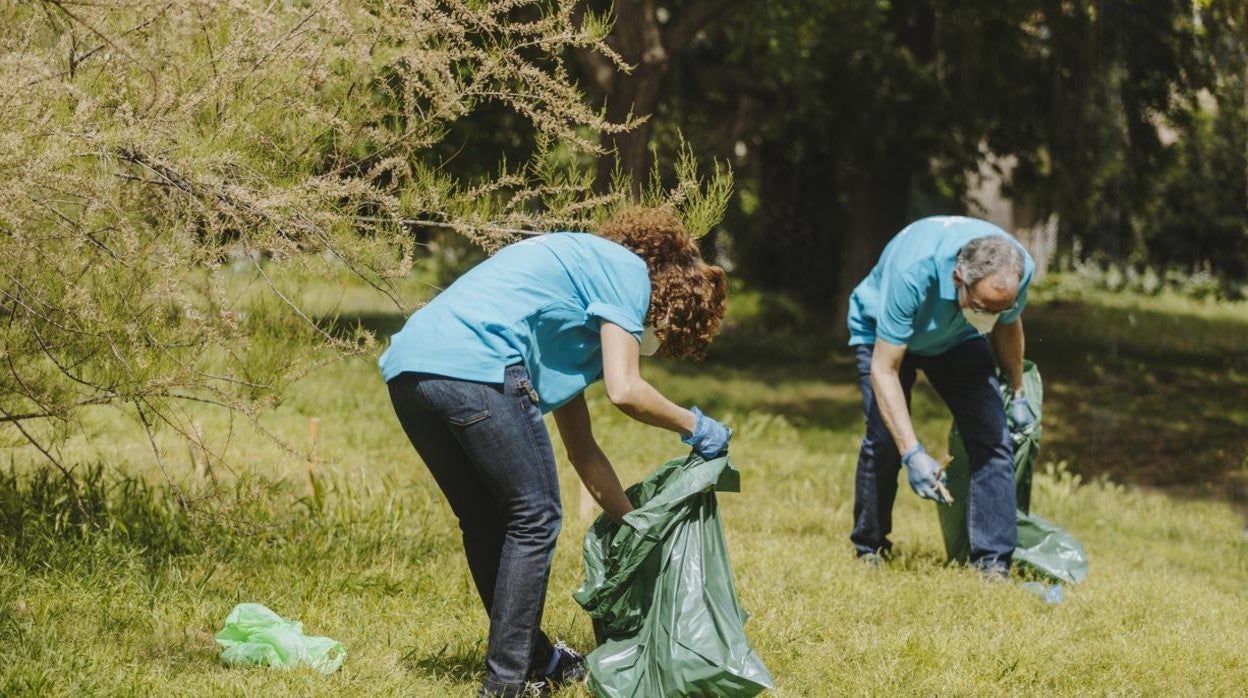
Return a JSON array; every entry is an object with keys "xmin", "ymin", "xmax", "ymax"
[{"xmin": 957, "ymin": 236, "xmax": 1024, "ymax": 287}]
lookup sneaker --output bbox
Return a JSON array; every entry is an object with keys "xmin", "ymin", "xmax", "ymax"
[
  {"xmin": 976, "ymin": 563, "xmax": 1011, "ymax": 582},
  {"xmin": 856, "ymin": 547, "xmax": 892, "ymax": 566},
  {"xmin": 858, "ymin": 551, "xmax": 886, "ymax": 567},
  {"xmin": 528, "ymin": 641, "xmax": 587, "ymax": 694},
  {"xmin": 477, "ymin": 684, "xmax": 543, "ymax": 698}
]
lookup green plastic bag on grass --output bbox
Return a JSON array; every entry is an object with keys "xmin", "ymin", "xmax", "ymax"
[
  {"xmin": 1015, "ymin": 511, "xmax": 1088, "ymax": 584},
  {"xmin": 938, "ymin": 360, "xmax": 1088, "ymax": 584},
  {"xmin": 574, "ymin": 454, "xmax": 773, "ymax": 698},
  {"xmin": 215, "ymin": 603, "xmax": 346, "ymax": 674}
]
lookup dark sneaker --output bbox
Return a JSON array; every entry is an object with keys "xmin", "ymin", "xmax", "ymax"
[
  {"xmin": 858, "ymin": 551, "xmax": 886, "ymax": 567},
  {"xmin": 857, "ymin": 547, "xmax": 892, "ymax": 567},
  {"xmin": 477, "ymin": 684, "xmax": 542, "ymax": 698},
  {"xmin": 528, "ymin": 641, "xmax": 587, "ymax": 694}
]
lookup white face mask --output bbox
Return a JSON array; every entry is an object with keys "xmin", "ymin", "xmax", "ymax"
[
  {"xmin": 639, "ymin": 325, "xmax": 661, "ymax": 356},
  {"xmin": 962, "ymin": 307, "xmax": 1001, "ymax": 334}
]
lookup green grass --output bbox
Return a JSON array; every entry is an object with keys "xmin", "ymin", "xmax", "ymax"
[{"xmin": 2, "ymin": 277, "xmax": 1247, "ymax": 695}]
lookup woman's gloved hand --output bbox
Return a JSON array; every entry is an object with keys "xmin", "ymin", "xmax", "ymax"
[{"xmin": 681, "ymin": 406, "xmax": 731, "ymax": 459}]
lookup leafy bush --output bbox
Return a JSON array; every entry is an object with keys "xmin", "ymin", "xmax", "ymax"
[{"xmin": 0, "ymin": 1, "xmax": 731, "ymax": 489}]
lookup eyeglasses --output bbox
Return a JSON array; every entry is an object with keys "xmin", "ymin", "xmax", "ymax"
[{"xmin": 958, "ymin": 284, "xmax": 1014, "ymax": 315}]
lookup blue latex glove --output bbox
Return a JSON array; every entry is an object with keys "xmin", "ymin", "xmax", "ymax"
[
  {"xmin": 681, "ymin": 406, "xmax": 731, "ymax": 459},
  {"xmin": 901, "ymin": 443, "xmax": 950, "ymax": 504},
  {"xmin": 1009, "ymin": 395, "xmax": 1036, "ymax": 431}
]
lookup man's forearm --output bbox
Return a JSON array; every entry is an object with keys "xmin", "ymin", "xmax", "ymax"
[
  {"xmin": 871, "ymin": 368, "xmax": 918, "ymax": 455},
  {"xmin": 992, "ymin": 319, "xmax": 1026, "ymax": 393}
]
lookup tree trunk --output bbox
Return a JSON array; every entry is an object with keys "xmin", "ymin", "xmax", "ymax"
[
  {"xmin": 596, "ymin": 0, "xmax": 668, "ymax": 190},
  {"xmin": 573, "ymin": 0, "xmax": 741, "ymax": 191},
  {"xmin": 831, "ymin": 176, "xmax": 911, "ymax": 339}
]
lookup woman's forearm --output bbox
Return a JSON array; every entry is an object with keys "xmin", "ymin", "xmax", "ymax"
[
  {"xmin": 607, "ymin": 378, "xmax": 697, "ymax": 436},
  {"xmin": 571, "ymin": 446, "xmax": 633, "ymax": 521}
]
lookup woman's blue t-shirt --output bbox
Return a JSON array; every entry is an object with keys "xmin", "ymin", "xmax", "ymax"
[{"xmin": 378, "ymin": 233, "xmax": 650, "ymax": 413}]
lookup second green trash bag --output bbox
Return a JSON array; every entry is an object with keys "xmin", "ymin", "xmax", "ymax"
[
  {"xmin": 574, "ymin": 454, "xmax": 773, "ymax": 698},
  {"xmin": 939, "ymin": 360, "xmax": 1088, "ymax": 584}
]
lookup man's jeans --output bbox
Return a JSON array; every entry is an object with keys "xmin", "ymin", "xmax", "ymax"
[
  {"xmin": 851, "ymin": 338, "xmax": 1016, "ymax": 570},
  {"xmin": 388, "ymin": 364, "xmax": 560, "ymax": 696}
]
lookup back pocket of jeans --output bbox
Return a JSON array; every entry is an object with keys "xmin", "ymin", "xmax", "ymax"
[{"xmin": 417, "ymin": 379, "xmax": 492, "ymax": 427}]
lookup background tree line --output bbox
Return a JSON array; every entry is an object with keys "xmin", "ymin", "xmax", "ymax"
[
  {"xmin": 677, "ymin": 0, "xmax": 1244, "ymax": 309},
  {"xmin": 466, "ymin": 0, "xmax": 1247, "ymax": 312},
  {"xmin": 2, "ymin": 0, "xmax": 1244, "ymax": 494}
]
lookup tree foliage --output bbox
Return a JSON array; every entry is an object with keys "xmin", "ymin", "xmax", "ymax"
[
  {"xmin": 1148, "ymin": 0, "xmax": 1248, "ymax": 276},
  {"xmin": 620, "ymin": 0, "xmax": 1246, "ymax": 309},
  {"xmin": 0, "ymin": 0, "xmax": 730, "ymax": 504}
]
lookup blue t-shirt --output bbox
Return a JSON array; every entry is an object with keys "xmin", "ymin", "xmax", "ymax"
[
  {"xmin": 379, "ymin": 233, "xmax": 650, "ymax": 413},
  {"xmin": 847, "ymin": 216, "xmax": 1034, "ymax": 356}
]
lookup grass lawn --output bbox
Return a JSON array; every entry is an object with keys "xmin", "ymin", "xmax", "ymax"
[{"xmin": 2, "ymin": 276, "xmax": 1247, "ymax": 696}]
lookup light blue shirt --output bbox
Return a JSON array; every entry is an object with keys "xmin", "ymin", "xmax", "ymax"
[
  {"xmin": 379, "ymin": 233, "xmax": 650, "ymax": 413},
  {"xmin": 847, "ymin": 216, "xmax": 1034, "ymax": 356}
]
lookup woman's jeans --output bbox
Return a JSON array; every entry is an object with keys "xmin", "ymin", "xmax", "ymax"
[
  {"xmin": 851, "ymin": 338, "xmax": 1017, "ymax": 571},
  {"xmin": 388, "ymin": 364, "xmax": 560, "ymax": 696}
]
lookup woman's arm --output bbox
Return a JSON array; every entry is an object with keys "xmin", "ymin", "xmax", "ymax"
[
  {"xmin": 551, "ymin": 393, "xmax": 633, "ymax": 521},
  {"xmin": 599, "ymin": 322, "xmax": 698, "ymax": 436}
]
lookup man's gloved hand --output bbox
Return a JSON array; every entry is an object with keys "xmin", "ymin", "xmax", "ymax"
[
  {"xmin": 681, "ymin": 406, "xmax": 731, "ymax": 459},
  {"xmin": 1008, "ymin": 394, "xmax": 1036, "ymax": 431},
  {"xmin": 902, "ymin": 443, "xmax": 950, "ymax": 504}
]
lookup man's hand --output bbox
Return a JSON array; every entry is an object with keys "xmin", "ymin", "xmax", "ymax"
[
  {"xmin": 902, "ymin": 444, "xmax": 951, "ymax": 504},
  {"xmin": 681, "ymin": 406, "xmax": 731, "ymax": 459},
  {"xmin": 1008, "ymin": 395, "xmax": 1036, "ymax": 431}
]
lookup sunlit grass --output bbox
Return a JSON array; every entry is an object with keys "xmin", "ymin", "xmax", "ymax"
[{"xmin": 2, "ymin": 277, "xmax": 1247, "ymax": 695}]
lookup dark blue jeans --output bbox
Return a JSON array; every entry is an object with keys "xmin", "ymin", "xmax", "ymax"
[
  {"xmin": 851, "ymin": 338, "xmax": 1016, "ymax": 570},
  {"xmin": 388, "ymin": 364, "xmax": 560, "ymax": 696}
]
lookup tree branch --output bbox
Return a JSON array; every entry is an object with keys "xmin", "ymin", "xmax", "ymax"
[
  {"xmin": 570, "ymin": 2, "xmax": 619, "ymax": 95},
  {"xmin": 0, "ymin": 402, "xmax": 92, "ymax": 524}
]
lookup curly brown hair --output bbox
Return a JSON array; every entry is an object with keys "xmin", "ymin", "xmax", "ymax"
[{"xmin": 598, "ymin": 206, "xmax": 727, "ymax": 360}]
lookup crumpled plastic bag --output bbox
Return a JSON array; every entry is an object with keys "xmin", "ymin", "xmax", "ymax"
[
  {"xmin": 215, "ymin": 603, "xmax": 346, "ymax": 674},
  {"xmin": 575, "ymin": 454, "xmax": 773, "ymax": 698},
  {"xmin": 1015, "ymin": 511, "xmax": 1089, "ymax": 584}
]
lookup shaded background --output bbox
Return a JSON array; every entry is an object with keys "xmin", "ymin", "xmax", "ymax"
[{"xmin": 436, "ymin": 0, "xmax": 1248, "ymax": 498}]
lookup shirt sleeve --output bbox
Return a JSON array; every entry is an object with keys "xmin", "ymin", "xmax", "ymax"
[
  {"xmin": 874, "ymin": 263, "xmax": 924, "ymax": 345},
  {"xmin": 584, "ymin": 258, "xmax": 650, "ymax": 339}
]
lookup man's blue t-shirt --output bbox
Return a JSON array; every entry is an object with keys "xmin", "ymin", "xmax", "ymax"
[
  {"xmin": 378, "ymin": 233, "xmax": 650, "ymax": 413},
  {"xmin": 847, "ymin": 216, "xmax": 1035, "ymax": 356}
]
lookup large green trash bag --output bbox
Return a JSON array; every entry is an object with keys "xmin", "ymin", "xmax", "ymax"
[
  {"xmin": 937, "ymin": 361, "xmax": 1088, "ymax": 583},
  {"xmin": 215, "ymin": 603, "xmax": 346, "ymax": 674},
  {"xmin": 574, "ymin": 454, "xmax": 773, "ymax": 697}
]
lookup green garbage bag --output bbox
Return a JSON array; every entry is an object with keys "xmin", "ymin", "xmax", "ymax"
[
  {"xmin": 938, "ymin": 361, "xmax": 1088, "ymax": 584},
  {"xmin": 574, "ymin": 454, "xmax": 773, "ymax": 697},
  {"xmin": 1015, "ymin": 511, "xmax": 1088, "ymax": 584},
  {"xmin": 215, "ymin": 603, "xmax": 346, "ymax": 674}
]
